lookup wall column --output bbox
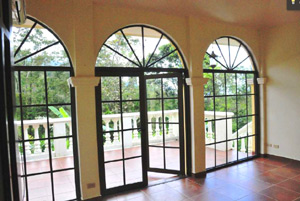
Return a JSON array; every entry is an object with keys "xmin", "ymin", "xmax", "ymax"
[
  {"xmin": 69, "ymin": 76, "xmax": 101, "ymax": 200},
  {"xmin": 186, "ymin": 77, "xmax": 208, "ymax": 175}
]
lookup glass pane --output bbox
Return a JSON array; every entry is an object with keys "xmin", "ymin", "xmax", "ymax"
[
  {"xmin": 53, "ymin": 170, "xmax": 76, "ymax": 200},
  {"xmin": 149, "ymin": 147, "xmax": 164, "ymax": 169},
  {"xmin": 229, "ymin": 38, "xmax": 240, "ymax": 68},
  {"xmin": 16, "ymin": 44, "xmax": 70, "ymax": 67},
  {"xmin": 101, "ymin": 77, "xmax": 120, "ymax": 101},
  {"xmin": 232, "ymin": 46, "xmax": 248, "ymax": 68},
  {"xmin": 148, "ymin": 123, "xmax": 163, "ymax": 146},
  {"xmin": 147, "ymin": 100, "xmax": 162, "ymax": 121},
  {"xmin": 146, "ymin": 79, "xmax": 161, "ymax": 98},
  {"xmin": 48, "ymin": 105, "xmax": 71, "ymax": 133},
  {"xmin": 165, "ymin": 124, "xmax": 179, "ymax": 147},
  {"xmin": 163, "ymin": 77, "xmax": 178, "ymax": 98},
  {"xmin": 123, "ymin": 27, "xmax": 143, "ymax": 65},
  {"xmin": 248, "ymin": 95, "xmax": 255, "ymax": 116},
  {"xmin": 227, "ymin": 96, "xmax": 236, "ymax": 117},
  {"xmin": 237, "ymin": 117, "xmax": 248, "ymax": 138},
  {"xmin": 216, "ymin": 38, "xmax": 230, "ymax": 67},
  {"xmin": 104, "ymin": 132, "xmax": 122, "ymax": 161},
  {"xmin": 203, "ymin": 73, "xmax": 213, "ymax": 96},
  {"xmin": 51, "ymin": 137, "xmax": 74, "ymax": 170},
  {"xmin": 237, "ymin": 73, "xmax": 246, "ymax": 95},
  {"xmin": 47, "ymin": 71, "xmax": 71, "ymax": 104},
  {"xmin": 227, "ymin": 118, "xmax": 236, "ymax": 141},
  {"xmin": 105, "ymin": 161, "xmax": 124, "ymax": 188},
  {"xmin": 206, "ymin": 41, "xmax": 227, "ymax": 69},
  {"xmin": 27, "ymin": 174, "xmax": 52, "ymax": 201},
  {"xmin": 166, "ymin": 148, "xmax": 180, "ymax": 170},
  {"xmin": 25, "ymin": 140, "xmax": 50, "ymax": 174},
  {"xmin": 216, "ymin": 142, "xmax": 226, "ymax": 166},
  {"xmin": 125, "ymin": 158, "xmax": 143, "ymax": 184},
  {"xmin": 14, "ymin": 71, "xmax": 20, "ymax": 106},
  {"xmin": 102, "ymin": 103, "xmax": 121, "ymax": 132},
  {"xmin": 204, "ymin": 98, "xmax": 214, "ymax": 119},
  {"xmin": 215, "ymin": 119, "xmax": 227, "ymax": 143},
  {"xmin": 248, "ymin": 136, "xmax": 256, "ymax": 157},
  {"xmin": 206, "ymin": 145, "xmax": 215, "ymax": 168},
  {"xmin": 122, "ymin": 77, "xmax": 139, "ymax": 100},
  {"xmin": 238, "ymin": 138, "xmax": 247, "ymax": 160},
  {"xmin": 144, "ymin": 27, "xmax": 162, "ymax": 65},
  {"xmin": 124, "ymin": 129, "xmax": 141, "ymax": 158},
  {"xmin": 228, "ymin": 140, "xmax": 237, "ymax": 163},
  {"xmin": 214, "ymin": 73, "xmax": 225, "ymax": 96},
  {"xmin": 248, "ymin": 116, "xmax": 256, "ymax": 135},
  {"xmin": 205, "ymin": 121, "xmax": 215, "ymax": 145},
  {"xmin": 149, "ymin": 50, "xmax": 183, "ymax": 68},
  {"xmin": 226, "ymin": 73, "xmax": 236, "ymax": 95},
  {"xmin": 147, "ymin": 36, "xmax": 174, "ymax": 66},
  {"xmin": 247, "ymin": 74, "xmax": 254, "ymax": 93},
  {"xmin": 122, "ymin": 101, "xmax": 140, "ymax": 125},
  {"xmin": 96, "ymin": 45, "xmax": 138, "ymax": 67},
  {"xmin": 215, "ymin": 97, "xmax": 226, "ymax": 119},
  {"xmin": 105, "ymin": 31, "xmax": 139, "ymax": 64},
  {"xmin": 21, "ymin": 71, "xmax": 45, "ymax": 105},
  {"xmin": 235, "ymin": 57, "xmax": 253, "ymax": 71},
  {"xmin": 237, "ymin": 96, "xmax": 247, "ymax": 117},
  {"xmin": 164, "ymin": 99, "xmax": 178, "ymax": 123}
]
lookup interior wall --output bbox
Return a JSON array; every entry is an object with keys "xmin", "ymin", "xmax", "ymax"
[
  {"xmin": 263, "ymin": 21, "xmax": 300, "ymax": 161},
  {"xmin": 25, "ymin": 0, "xmax": 262, "ymax": 199}
]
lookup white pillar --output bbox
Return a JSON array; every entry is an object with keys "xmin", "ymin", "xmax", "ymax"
[
  {"xmin": 53, "ymin": 122, "xmax": 67, "ymax": 157},
  {"xmin": 68, "ymin": 76, "xmax": 101, "ymax": 199}
]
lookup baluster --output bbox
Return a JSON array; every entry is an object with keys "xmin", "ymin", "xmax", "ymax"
[
  {"xmin": 23, "ymin": 125, "xmax": 31, "ymax": 155},
  {"xmin": 44, "ymin": 124, "xmax": 49, "ymax": 153},
  {"xmin": 33, "ymin": 125, "xmax": 41, "ymax": 154},
  {"xmin": 105, "ymin": 132, "xmax": 112, "ymax": 146},
  {"xmin": 133, "ymin": 118, "xmax": 139, "ymax": 142},
  {"xmin": 241, "ymin": 138, "xmax": 246, "ymax": 152},
  {"xmin": 69, "ymin": 122, "xmax": 73, "ymax": 150}
]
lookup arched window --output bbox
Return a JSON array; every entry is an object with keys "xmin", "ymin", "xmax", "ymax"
[
  {"xmin": 95, "ymin": 25, "xmax": 188, "ymax": 195},
  {"xmin": 12, "ymin": 17, "xmax": 79, "ymax": 200},
  {"xmin": 96, "ymin": 25, "xmax": 185, "ymax": 69},
  {"xmin": 203, "ymin": 37, "xmax": 259, "ymax": 170}
]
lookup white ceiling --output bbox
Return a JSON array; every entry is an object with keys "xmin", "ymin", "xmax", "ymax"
[{"xmin": 95, "ymin": 0, "xmax": 300, "ymax": 28}]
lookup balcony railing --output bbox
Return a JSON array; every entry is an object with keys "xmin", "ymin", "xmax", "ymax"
[{"xmin": 15, "ymin": 110, "xmax": 253, "ymax": 162}]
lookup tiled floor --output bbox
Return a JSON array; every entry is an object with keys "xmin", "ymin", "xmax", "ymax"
[{"xmin": 101, "ymin": 156, "xmax": 300, "ymax": 201}]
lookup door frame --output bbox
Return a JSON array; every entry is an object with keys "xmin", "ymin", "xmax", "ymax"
[
  {"xmin": 96, "ymin": 71, "xmax": 187, "ymax": 196},
  {"xmin": 145, "ymin": 73, "xmax": 185, "ymax": 175}
]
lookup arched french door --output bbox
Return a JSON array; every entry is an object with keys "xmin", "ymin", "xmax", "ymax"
[
  {"xmin": 12, "ymin": 17, "xmax": 80, "ymax": 200},
  {"xmin": 203, "ymin": 36, "xmax": 260, "ymax": 170},
  {"xmin": 95, "ymin": 25, "xmax": 189, "ymax": 195}
]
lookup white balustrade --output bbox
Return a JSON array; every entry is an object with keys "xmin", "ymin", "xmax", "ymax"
[{"xmin": 15, "ymin": 109, "xmax": 252, "ymax": 162}]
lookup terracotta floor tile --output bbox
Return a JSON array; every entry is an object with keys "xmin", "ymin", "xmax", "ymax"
[
  {"xmin": 270, "ymin": 167, "xmax": 300, "ymax": 178},
  {"xmin": 190, "ymin": 176, "xmax": 230, "ymax": 189},
  {"xmin": 172, "ymin": 182, "xmax": 209, "ymax": 197},
  {"xmin": 237, "ymin": 193, "xmax": 275, "ymax": 201},
  {"xmin": 257, "ymin": 172, "xmax": 288, "ymax": 184},
  {"xmin": 189, "ymin": 191, "xmax": 233, "ymax": 201},
  {"xmin": 214, "ymin": 183, "xmax": 252, "ymax": 200},
  {"xmin": 292, "ymin": 175, "xmax": 300, "ymax": 182},
  {"xmin": 260, "ymin": 186, "xmax": 300, "ymax": 201},
  {"xmin": 147, "ymin": 188, "xmax": 187, "ymax": 201},
  {"xmin": 236, "ymin": 178, "xmax": 273, "ymax": 193},
  {"xmin": 277, "ymin": 179, "xmax": 300, "ymax": 193}
]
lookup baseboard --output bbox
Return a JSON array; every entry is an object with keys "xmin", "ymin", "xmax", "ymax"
[
  {"xmin": 191, "ymin": 171, "xmax": 207, "ymax": 178},
  {"xmin": 83, "ymin": 196, "xmax": 101, "ymax": 201},
  {"xmin": 261, "ymin": 154, "xmax": 300, "ymax": 163}
]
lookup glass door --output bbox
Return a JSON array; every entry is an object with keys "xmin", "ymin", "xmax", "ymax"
[
  {"xmin": 97, "ymin": 76, "xmax": 146, "ymax": 195},
  {"xmin": 145, "ymin": 74, "xmax": 185, "ymax": 174}
]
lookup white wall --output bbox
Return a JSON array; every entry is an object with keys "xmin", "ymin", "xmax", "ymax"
[{"xmin": 263, "ymin": 21, "xmax": 300, "ymax": 160}]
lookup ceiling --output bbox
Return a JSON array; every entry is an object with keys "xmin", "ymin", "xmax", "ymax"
[{"xmin": 95, "ymin": 0, "xmax": 300, "ymax": 28}]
